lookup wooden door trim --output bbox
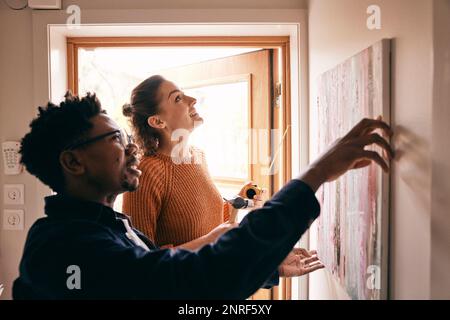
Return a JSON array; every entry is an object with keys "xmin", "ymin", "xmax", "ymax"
[{"xmin": 67, "ymin": 36, "xmax": 290, "ymax": 47}]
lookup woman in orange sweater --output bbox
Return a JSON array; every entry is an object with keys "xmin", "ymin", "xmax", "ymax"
[
  {"xmin": 122, "ymin": 75, "xmax": 263, "ymax": 250},
  {"xmin": 121, "ymin": 75, "xmax": 324, "ymax": 277}
]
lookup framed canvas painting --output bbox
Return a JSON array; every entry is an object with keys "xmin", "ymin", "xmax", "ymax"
[{"xmin": 316, "ymin": 39, "xmax": 391, "ymax": 300}]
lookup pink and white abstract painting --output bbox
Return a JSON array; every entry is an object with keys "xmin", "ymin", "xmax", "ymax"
[{"xmin": 316, "ymin": 40, "xmax": 391, "ymax": 300}]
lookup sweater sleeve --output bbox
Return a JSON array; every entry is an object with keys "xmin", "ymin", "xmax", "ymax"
[
  {"xmin": 222, "ymin": 202, "xmax": 230, "ymax": 222},
  {"xmin": 122, "ymin": 158, "xmax": 166, "ymax": 242}
]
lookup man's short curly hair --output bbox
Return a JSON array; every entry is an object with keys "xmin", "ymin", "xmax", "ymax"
[{"xmin": 20, "ymin": 92, "xmax": 105, "ymax": 193}]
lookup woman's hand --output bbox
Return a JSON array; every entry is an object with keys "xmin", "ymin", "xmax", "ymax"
[
  {"xmin": 278, "ymin": 248, "xmax": 325, "ymax": 277},
  {"xmin": 238, "ymin": 181, "xmax": 267, "ymax": 208}
]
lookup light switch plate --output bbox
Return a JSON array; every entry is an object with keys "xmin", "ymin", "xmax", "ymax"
[
  {"xmin": 28, "ymin": 0, "xmax": 61, "ymax": 9},
  {"xmin": 4, "ymin": 184, "xmax": 24, "ymax": 205},
  {"xmin": 3, "ymin": 209, "xmax": 24, "ymax": 230}
]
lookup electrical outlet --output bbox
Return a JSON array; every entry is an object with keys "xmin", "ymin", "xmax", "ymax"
[
  {"xmin": 4, "ymin": 184, "xmax": 24, "ymax": 205},
  {"xmin": 3, "ymin": 209, "xmax": 24, "ymax": 230}
]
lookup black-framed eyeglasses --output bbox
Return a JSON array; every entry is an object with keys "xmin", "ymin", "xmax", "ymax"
[{"xmin": 63, "ymin": 129, "xmax": 133, "ymax": 151}]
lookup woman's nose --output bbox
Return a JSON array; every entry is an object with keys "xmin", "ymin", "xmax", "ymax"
[{"xmin": 189, "ymin": 96, "xmax": 197, "ymax": 106}]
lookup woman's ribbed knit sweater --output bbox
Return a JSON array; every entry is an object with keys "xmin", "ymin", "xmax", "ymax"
[{"xmin": 122, "ymin": 148, "xmax": 229, "ymax": 247}]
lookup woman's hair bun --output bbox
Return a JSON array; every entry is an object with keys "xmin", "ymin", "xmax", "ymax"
[{"xmin": 122, "ymin": 103, "xmax": 133, "ymax": 117}]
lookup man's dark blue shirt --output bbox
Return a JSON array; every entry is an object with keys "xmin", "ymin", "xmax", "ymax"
[{"xmin": 13, "ymin": 179, "xmax": 320, "ymax": 299}]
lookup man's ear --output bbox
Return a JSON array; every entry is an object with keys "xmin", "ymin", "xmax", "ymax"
[
  {"xmin": 59, "ymin": 151, "xmax": 85, "ymax": 176},
  {"xmin": 147, "ymin": 115, "xmax": 166, "ymax": 129}
]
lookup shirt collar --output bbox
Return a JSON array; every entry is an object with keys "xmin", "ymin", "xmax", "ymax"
[{"xmin": 44, "ymin": 194, "xmax": 130, "ymax": 224}]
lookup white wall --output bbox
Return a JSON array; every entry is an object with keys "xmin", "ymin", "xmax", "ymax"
[
  {"xmin": 308, "ymin": 0, "xmax": 449, "ymax": 299},
  {"xmin": 0, "ymin": 0, "xmax": 309, "ymax": 300},
  {"xmin": 430, "ymin": 0, "xmax": 450, "ymax": 300},
  {"xmin": 61, "ymin": 0, "xmax": 308, "ymax": 9},
  {"xmin": 0, "ymin": 0, "xmax": 308, "ymax": 10},
  {"xmin": 0, "ymin": 7, "xmax": 47, "ymax": 301}
]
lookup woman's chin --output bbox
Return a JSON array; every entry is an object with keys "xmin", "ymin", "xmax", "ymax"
[
  {"xmin": 192, "ymin": 117, "xmax": 204, "ymax": 128},
  {"xmin": 122, "ymin": 178, "xmax": 139, "ymax": 192}
]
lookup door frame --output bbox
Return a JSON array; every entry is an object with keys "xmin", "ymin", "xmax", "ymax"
[{"xmin": 67, "ymin": 36, "xmax": 292, "ymax": 299}]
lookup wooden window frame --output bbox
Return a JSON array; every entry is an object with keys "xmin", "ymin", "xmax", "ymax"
[{"xmin": 67, "ymin": 36, "xmax": 293, "ymax": 300}]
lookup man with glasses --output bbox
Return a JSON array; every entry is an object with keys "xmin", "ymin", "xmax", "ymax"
[{"xmin": 13, "ymin": 92, "xmax": 394, "ymax": 299}]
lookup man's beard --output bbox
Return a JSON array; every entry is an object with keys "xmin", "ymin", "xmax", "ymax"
[{"xmin": 121, "ymin": 179, "xmax": 138, "ymax": 192}]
